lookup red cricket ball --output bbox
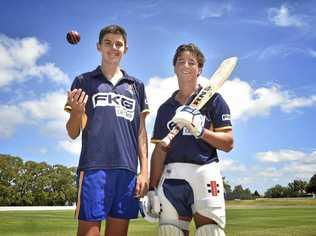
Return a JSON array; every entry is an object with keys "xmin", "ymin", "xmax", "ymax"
[{"xmin": 66, "ymin": 30, "xmax": 80, "ymax": 45}]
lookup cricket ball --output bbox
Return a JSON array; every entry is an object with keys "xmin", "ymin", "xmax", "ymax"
[{"xmin": 66, "ymin": 30, "xmax": 80, "ymax": 45}]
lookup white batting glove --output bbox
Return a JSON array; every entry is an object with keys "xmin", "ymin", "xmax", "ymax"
[
  {"xmin": 172, "ymin": 105, "xmax": 205, "ymax": 138},
  {"xmin": 147, "ymin": 190, "xmax": 160, "ymax": 215},
  {"xmin": 139, "ymin": 190, "xmax": 160, "ymax": 223}
]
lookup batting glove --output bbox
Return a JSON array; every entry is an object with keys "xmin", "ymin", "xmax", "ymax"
[{"xmin": 172, "ymin": 105, "xmax": 205, "ymax": 138}]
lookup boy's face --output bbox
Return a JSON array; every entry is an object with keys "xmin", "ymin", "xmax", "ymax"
[
  {"xmin": 174, "ymin": 50, "xmax": 201, "ymax": 82},
  {"xmin": 97, "ymin": 33, "xmax": 127, "ymax": 65}
]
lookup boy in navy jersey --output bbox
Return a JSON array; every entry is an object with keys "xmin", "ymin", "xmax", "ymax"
[
  {"xmin": 148, "ymin": 44, "xmax": 233, "ymax": 236},
  {"xmin": 65, "ymin": 25, "xmax": 149, "ymax": 236}
]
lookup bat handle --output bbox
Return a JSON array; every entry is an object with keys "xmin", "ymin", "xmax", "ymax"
[{"xmin": 160, "ymin": 127, "xmax": 181, "ymax": 147}]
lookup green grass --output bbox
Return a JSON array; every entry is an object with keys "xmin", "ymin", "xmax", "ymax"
[
  {"xmin": 1, "ymin": 199, "xmax": 316, "ymax": 236},
  {"xmin": 226, "ymin": 207, "xmax": 316, "ymax": 236},
  {"xmin": 226, "ymin": 198, "xmax": 316, "ymax": 208}
]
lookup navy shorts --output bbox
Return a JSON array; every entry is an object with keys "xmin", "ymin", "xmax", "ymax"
[{"xmin": 76, "ymin": 169, "xmax": 139, "ymax": 221}]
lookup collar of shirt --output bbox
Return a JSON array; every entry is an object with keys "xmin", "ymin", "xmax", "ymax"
[
  {"xmin": 167, "ymin": 84, "xmax": 203, "ymax": 107},
  {"xmin": 91, "ymin": 66, "xmax": 135, "ymax": 84}
]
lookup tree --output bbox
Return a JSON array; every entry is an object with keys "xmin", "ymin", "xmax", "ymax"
[
  {"xmin": 0, "ymin": 154, "xmax": 77, "ymax": 206},
  {"xmin": 252, "ymin": 190, "xmax": 260, "ymax": 198},
  {"xmin": 14, "ymin": 161, "xmax": 51, "ymax": 205},
  {"xmin": 264, "ymin": 184, "xmax": 288, "ymax": 198},
  {"xmin": 223, "ymin": 179, "xmax": 232, "ymax": 200},
  {"xmin": 0, "ymin": 155, "xmax": 23, "ymax": 206},
  {"xmin": 231, "ymin": 185, "xmax": 253, "ymax": 200},
  {"xmin": 287, "ymin": 179, "xmax": 308, "ymax": 197},
  {"xmin": 46, "ymin": 165, "xmax": 76, "ymax": 206},
  {"xmin": 306, "ymin": 173, "xmax": 316, "ymax": 194}
]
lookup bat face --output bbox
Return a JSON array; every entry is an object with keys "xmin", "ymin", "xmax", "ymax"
[
  {"xmin": 189, "ymin": 56, "xmax": 238, "ymax": 110},
  {"xmin": 190, "ymin": 84, "xmax": 213, "ymax": 108}
]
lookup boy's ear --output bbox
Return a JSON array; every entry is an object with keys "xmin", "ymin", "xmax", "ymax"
[
  {"xmin": 96, "ymin": 42, "xmax": 101, "ymax": 52},
  {"xmin": 197, "ymin": 68, "xmax": 202, "ymax": 77},
  {"xmin": 124, "ymin": 45, "xmax": 128, "ymax": 54}
]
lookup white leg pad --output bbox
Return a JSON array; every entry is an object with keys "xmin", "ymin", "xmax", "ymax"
[
  {"xmin": 158, "ymin": 224, "xmax": 185, "ymax": 236},
  {"xmin": 157, "ymin": 177, "xmax": 190, "ymax": 231},
  {"xmin": 195, "ymin": 224, "xmax": 225, "ymax": 236}
]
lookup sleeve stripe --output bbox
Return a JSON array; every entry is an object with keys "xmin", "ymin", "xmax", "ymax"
[
  {"xmin": 141, "ymin": 109, "xmax": 150, "ymax": 114},
  {"xmin": 150, "ymin": 139, "xmax": 161, "ymax": 144},
  {"xmin": 64, "ymin": 104, "xmax": 72, "ymax": 113},
  {"xmin": 214, "ymin": 126, "xmax": 232, "ymax": 131}
]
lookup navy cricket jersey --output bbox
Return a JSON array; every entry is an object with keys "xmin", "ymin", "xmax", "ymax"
[
  {"xmin": 68, "ymin": 66, "xmax": 149, "ymax": 173},
  {"xmin": 151, "ymin": 90, "xmax": 232, "ymax": 165}
]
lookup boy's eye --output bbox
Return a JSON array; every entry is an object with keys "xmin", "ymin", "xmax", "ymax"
[
  {"xmin": 103, "ymin": 40, "xmax": 124, "ymax": 49},
  {"xmin": 176, "ymin": 59, "xmax": 197, "ymax": 66},
  {"xmin": 114, "ymin": 42, "xmax": 123, "ymax": 48},
  {"xmin": 188, "ymin": 61, "xmax": 197, "ymax": 66}
]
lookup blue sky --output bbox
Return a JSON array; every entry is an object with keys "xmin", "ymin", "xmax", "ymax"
[{"xmin": 1, "ymin": 0, "xmax": 315, "ymax": 194}]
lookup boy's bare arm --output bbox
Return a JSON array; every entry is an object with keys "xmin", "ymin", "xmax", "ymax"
[
  {"xmin": 135, "ymin": 112, "xmax": 149, "ymax": 198},
  {"xmin": 149, "ymin": 143, "xmax": 168, "ymax": 189},
  {"xmin": 65, "ymin": 89, "xmax": 88, "ymax": 139},
  {"xmin": 201, "ymin": 129, "xmax": 233, "ymax": 153}
]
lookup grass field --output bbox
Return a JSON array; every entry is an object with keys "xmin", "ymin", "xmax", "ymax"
[{"xmin": 1, "ymin": 199, "xmax": 316, "ymax": 236}]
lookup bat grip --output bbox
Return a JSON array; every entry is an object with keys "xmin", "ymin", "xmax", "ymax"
[{"xmin": 160, "ymin": 127, "xmax": 181, "ymax": 147}]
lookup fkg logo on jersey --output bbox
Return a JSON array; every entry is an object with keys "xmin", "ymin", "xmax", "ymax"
[{"xmin": 92, "ymin": 92, "xmax": 135, "ymax": 121}]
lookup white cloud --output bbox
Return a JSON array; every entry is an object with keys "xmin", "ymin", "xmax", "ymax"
[
  {"xmin": 199, "ymin": 3, "xmax": 232, "ymax": 19},
  {"xmin": 0, "ymin": 105, "xmax": 26, "ymax": 138},
  {"xmin": 20, "ymin": 90, "xmax": 69, "ymax": 137},
  {"xmin": 20, "ymin": 90, "xmax": 67, "ymax": 121},
  {"xmin": 220, "ymin": 80, "xmax": 285, "ymax": 120},
  {"xmin": 0, "ymin": 34, "xmax": 69, "ymax": 88},
  {"xmin": 309, "ymin": 49, "xmax": 316, "ymax": 58},
  {"xmin": 256, "ymin": 149, "xmax": 306, "ymax": 163},
  {"xmin": 254, "ymin": 149, "xmax": 316, "ymax": 182},
  {"xmin": 0, "ymin": 90, "xmax": 69, "ymax": 139},
  {"xmin": 281, "ymin": 95, "xmax": 316, "ymax": 112},
  {"xmin": 28, "ymin": 63, "xmax": 69, "ymax": 84},
  {"xmin": 58, "ymin": 139, "xmax": 81, "ymax": 155},
  {"xmin": 244, "ymin": 46, "xmax": 316, "ymax": 60},
  {"xmin": 258, "ymin": 167, "xmax": 284, "ymax": 178},
  {"xmin": 268, "ymin": 4, "xmax": 304, "ymax": 27},
  {"xmin": 282, "ymin": 162, "xmax": 316, "ymax": 177},
  {"xmin": 258, "ymin": 45, "xmax": 304, "ymax": 60},
  {"xmin": 146, "ymin": 75, "xmax": 178, "ymax": 124},
  {"xmin": 146, "ymin": 76, "xmax": 316, "ymax": 124},
  {"xmin": 224, "ymin": 149, "xmax": 316, "ymax": 193},
  {"xmin": 220, "ymin": 158, "xmax": 247, "ymax": 172},
  {"xmin": 39, "ymin": 148, "xmax": 48, "ymax": 155}
]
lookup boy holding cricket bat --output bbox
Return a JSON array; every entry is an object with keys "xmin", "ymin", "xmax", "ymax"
[{"xmin": 148, "ymin": 43, "xmax": 234, "ymax": 236}]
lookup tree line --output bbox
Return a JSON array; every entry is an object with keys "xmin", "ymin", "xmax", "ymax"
[
  {"xmin": 0, "ymin": 154, "xmax": 315, "ymax": 205},
  {"xmin": 224, "ymin": 175, "xmax": 316, "ymax": 200},
  {"xmin": 0, "ymin": 154, "xmax": 76, "ymax": 206}
]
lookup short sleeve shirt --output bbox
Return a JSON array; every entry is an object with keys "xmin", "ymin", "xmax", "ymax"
[
  {"xmin": 151, "ymin": 90, "xmax": 231, "ymax": 165},
  {"xmin": 67, "ymin": 66, "xmax": 149, "ymax": 173}
]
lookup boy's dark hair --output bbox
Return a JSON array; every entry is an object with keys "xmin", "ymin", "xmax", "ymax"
[
  {"xmin": 173, "ymin": 43, "xmax": 205, "ymax": 68},
  {"xmin": 99, "ymin": 25, "xmax": 127, "ymax": 46}
]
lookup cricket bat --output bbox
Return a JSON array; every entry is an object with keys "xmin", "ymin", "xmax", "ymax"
[{"xmin": 160, "ymin": 56, "xmax": 238, "ymax": 147}]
